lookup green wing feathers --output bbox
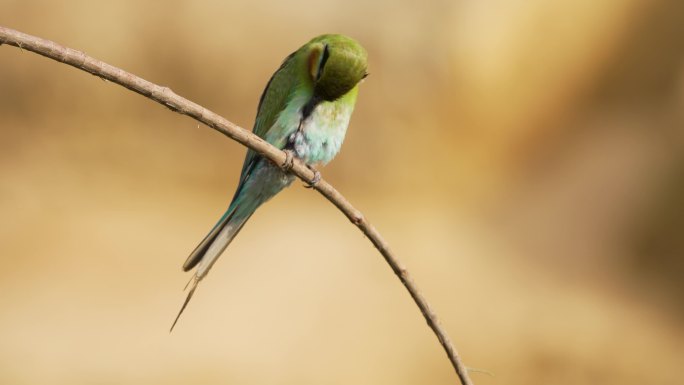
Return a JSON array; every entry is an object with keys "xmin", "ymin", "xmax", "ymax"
[{"xmin": 239, "ymin": 51, "xmax": 302, "ymax": 184}]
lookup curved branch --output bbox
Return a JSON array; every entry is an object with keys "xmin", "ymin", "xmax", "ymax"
[{"xmin": 0, "ymin": 26, "xmax": 473, "ymax": 385}]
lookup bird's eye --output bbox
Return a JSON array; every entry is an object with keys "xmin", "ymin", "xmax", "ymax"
[
  {"xmin": 316, "ymin": 44, "xmax": 330, "ymax": 81},
  {"xmin": 309, "ymin": 44, "xmax": 330, "ymax": 82}
]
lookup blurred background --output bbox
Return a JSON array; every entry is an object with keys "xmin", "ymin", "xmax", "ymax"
[{"xmin": 1, "ymin": 1, "xmax": 682, "ymax": 384}]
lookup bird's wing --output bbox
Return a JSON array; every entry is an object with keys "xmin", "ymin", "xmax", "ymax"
[{"xmin": 237, "ymin": 50, "xmax": 300, "ymax": 187}]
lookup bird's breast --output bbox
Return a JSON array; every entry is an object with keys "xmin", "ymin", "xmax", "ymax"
[{"xmin": 288, "ymin": 99, "xmax": 354, "ymax": 165}]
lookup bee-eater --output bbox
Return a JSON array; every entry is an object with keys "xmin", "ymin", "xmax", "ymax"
[{"xmin": 171, "ymin": 34, "xmax": 368, "ymax": 330}]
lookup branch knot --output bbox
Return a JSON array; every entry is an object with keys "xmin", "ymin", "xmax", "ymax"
[{"xmin": 352, "ymin": 213, "xmax": 364, "ymax": 226}]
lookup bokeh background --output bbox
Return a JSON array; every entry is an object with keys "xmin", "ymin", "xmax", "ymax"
[{"xmin": 1, "ymin": 1, "xmax": 683, "ymax": 384}]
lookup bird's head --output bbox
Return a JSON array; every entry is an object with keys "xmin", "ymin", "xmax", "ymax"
[{"xmin": 302, "ymin": 34, "xmax": 368, "ymax": 101}]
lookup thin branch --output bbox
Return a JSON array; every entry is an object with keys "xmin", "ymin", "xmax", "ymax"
[{"xmin": 0, "ymin": 26, "xmax": 473, "ymax": 385}]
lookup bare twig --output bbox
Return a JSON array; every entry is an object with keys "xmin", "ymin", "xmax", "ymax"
[{"xmin": 0, "ymin": 26, "xmax": 473, "ymax": 385}]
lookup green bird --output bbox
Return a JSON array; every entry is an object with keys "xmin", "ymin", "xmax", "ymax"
[{"xmin": 171, "ymin": 34, "xmax": 368, "ymax": 330}]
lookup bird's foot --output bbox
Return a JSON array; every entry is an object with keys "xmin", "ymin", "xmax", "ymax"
[
  {"xmin": 304, "ymin": 164, "xmax": 321, "ymax": 188},
  {"xmin": 281, "ymin": 149, "xmax": 295, "ymax": 171}
]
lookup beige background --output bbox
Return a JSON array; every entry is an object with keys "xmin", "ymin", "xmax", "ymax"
[{"xmin": 1, "ymin": 1, "xmax": 682, "ymax": 384}]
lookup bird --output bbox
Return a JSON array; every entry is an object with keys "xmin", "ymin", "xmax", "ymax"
[{"xmin": 171, "ymin": 34, "xmax": 368, "ymax": 331}]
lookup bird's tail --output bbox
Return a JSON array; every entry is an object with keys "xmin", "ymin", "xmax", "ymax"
[{"xmin": 170, "ymin": 206, "xmax": 250, "ymax": 331}]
